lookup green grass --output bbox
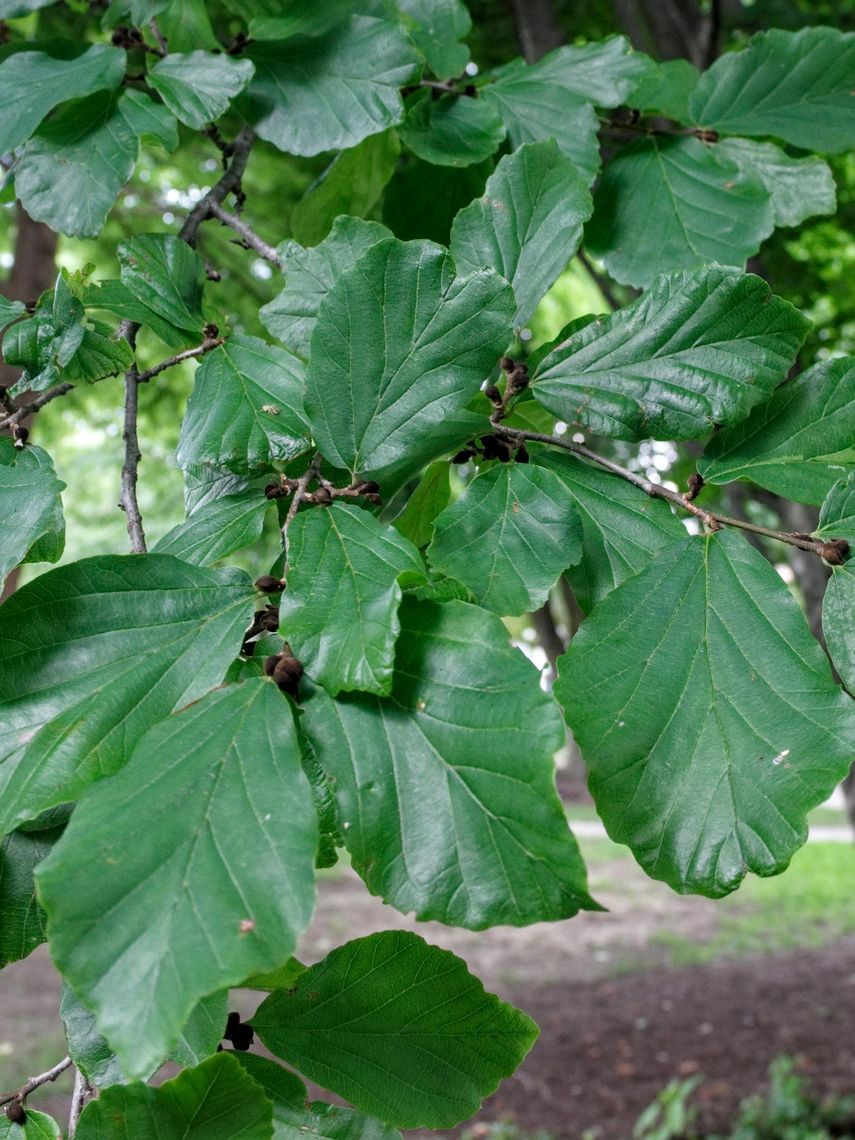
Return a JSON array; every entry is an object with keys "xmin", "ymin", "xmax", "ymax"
[{"xmin": 654, "ymin": 841, "xmax": 855, "ymax": 965}]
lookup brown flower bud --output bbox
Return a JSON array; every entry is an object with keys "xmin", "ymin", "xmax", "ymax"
[
  {"xmin": 313, "ymin": 486, "xmax": 332, "ymax": 505},
  {"xmin": 500, "ymin": 356, "xmax": 515, "ymax": 373},
  {"xmin": 12, "ymin": 425, "xmax": 29, "ymax": 448},
  {"xmin": 263, "ymin": 654, "xmax": 279, "ymax": 677},
  {"xmin": 516, "ymin": 442, "xmax": 530, "ymax": 464},
  {"xmin": 264, "ymin": 482, "xmax": 285, "ymax": 500},
  {"xmin": 484, "ymin": 384, "xmax": 502, "ymax": 404},
  {"xmin": 820, "ymin": 539, "xmax": 850, "ymax": 566},
  {"xmin": 255, "ymin": 575, "xmax": 284, "ymax": 593},
  {"xmin": 260, "ymin": 607, "xmax": 280, "ymax": 632},
  {"xmin": 686, "ymin": 472, "xmax": 704, "ymax": 501},
  {"xmin": 5, "ymin": 1102, "xmax": 26, "ymax": 1125},
  {"xmin": 273, "ymin": 654, "xmax": 304, "ymax": 696}
]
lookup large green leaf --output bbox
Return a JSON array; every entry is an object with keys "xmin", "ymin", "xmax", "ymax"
[
  {"xmin": 290, "ymin": 132, "xmax": 400, "ymax": 247},
  {"xmin": 3, "ymin": 273, "xmax": 86, "ymax": 394},
  {"xmin": 234, "ymin": 1053, "xmax": 401, "ymax": 1140},
  {"xmin": 450, "ymin": 139, "xmax": 593, "ymax": 329},
  {"xmin": 253, "ymin": 930, "xmax": 539, "ymax": 1128},
  {"xmin": 0, "ymin": 44, "xmax": 125, "ymax": 154},
  {"xmin": 0, "ymin": 556, "xmax": 253, "ymax": 834},
  {"xmin": 0, "ymin": 441, "xmax": 65, "ymax": 582},
  {"xmin": 242, "ymin": 17, "xmax": 420, "ymax": 156},
  {"xmin": 168, "ymin": 991, "xmax": 230, "ymax": 1069},
  {"xmin": 0, "ymin": 1108, "xmax": 61, "ymax": 1139},
  {"xmin": 301, "ymin": 598, "xmax": 596, "ymax": 928},
  {"xmin": 523, "ymin": 36, "xmax": 653, "ymax": 106},
  {"xmin": 0, "ymin": 823, "xmax": 62, "ymax": 967},
  {"xmin": 428, "ymin": 463, "xmax": 582, "ymax": 615},
  {"xmin": 153, "ymin": 492, "xmax": 269, "ymax": 566},
  {"xmin": 817, "ymin": 473, "xmax": 855, "ymax": 693},
  {"xmin": 279, "ymin": 503, "xmax": 424, "ymax": 696},
  {"xmin": 586, "ymin": 136, "xmax": 773, "ymax": 287},
  {"xmin": 15, "ymin": 91, "xmax": 161, "ymax": 239},
  {"xmin": 38, "ymin": 680, "xmax": 317, "ymax": 1078},
  {"xmin": 627, "ymin": 58, "xmax": 699, "ymax": 120},
  {"xmin": 177, "ymin": 336, "xmax": 310, "ymax": 475},
  {"xmin": 398, "ymin": 0, "xmax": 470, "ymax": 79},
  {"xmin": 481, "ymin": 67, "xmax": 601, "ymax": 185},
  {"xmin": 260, "ymin": 217, "xmax": 392, "ymax": 357},
  {"xmin": 555, "ymin": 531, "xmax": 855, "ymax": 897},
  {"xmin": 717, "ymin": 139, "xmax": 836, "ymax": 229},
  {"xmin": 688, "ymin": 26, "xmax": 855, "ymax": 154},
  {"xmin": 699, "ymin": 358, "xmax": 855, "ymax": 505},
  {"xmin": 304, "ymin": 238, "xmax": 514, "ymax": 481},
  {"xmin": 73, "ymin": 1053, "xmax": 273, "ymax": 1140},
  {"xmin": 118, "ymin": 233, "xmax": 206, "ymax": 337},
  {"xmin": 61, "ymin": 982, "xmax": 133, "ymax": 1088},
  {"xmin": 148, "ymin": 51, "xmax": 254, "ymax": 129},
  {"xmin": 531, "ymin": 266, "xmax": 809, "ymax": 441},
  {"xmin": 398, "ymin": 90, "xmax": 505, "ymax": 167},
  {"xmin": 391, "ymin": 459, "xmax": 451, "ymax": 549},
  {"xmin": 534, "ymin": 452, "xmax": 687, "ymax": 612}
]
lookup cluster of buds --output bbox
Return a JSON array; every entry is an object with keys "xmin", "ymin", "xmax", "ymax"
[{"xmin": 264, "ymin": 476, "xmax": 382, "ymax": 507}]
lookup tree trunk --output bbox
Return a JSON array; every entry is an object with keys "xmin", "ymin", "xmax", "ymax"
[{"xmin": 0, "ymin": 204, "xmax": 58, "ymax": 603}]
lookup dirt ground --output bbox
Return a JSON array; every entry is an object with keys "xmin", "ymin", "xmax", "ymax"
[{"xmin": 2, "ymin": 848, "xmax": 854, "ymax": 1139}]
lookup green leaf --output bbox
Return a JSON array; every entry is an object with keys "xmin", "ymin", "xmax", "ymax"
[
  {"xmin": 236, "ymin": 1052, "xmax": 400, "ymax": 1140},
  {"xmin": 688, "ymin": 26, "xmax": 855, "ymax": 154},
  {"xmin": 818, "ymin": 474, "xmax": 855, "ymax": 692},
  {"xmin": 0, "ymin": 44, "xmax": 125, "ymax": 155},
  {"xmin": 717, "ymin": 139, "xmax": 836, "ymax": 229},
  {"xmin": 0, "ymin": 556, "xmax": 253, "ymax": 834},
  {"xmin": 240, "ymin": 957, "xmax": 306, "ymax": 992},
  {"xmin": 242, "ymin": 17, "xmax": 420, "ymax": 156},
  {"xmin": 0, "ymin": 441, "xmax": 65, "ymax": 582},
  {"xmin": 534, "ymin": 452, "xmax": 687, "ymax": 612},
  {"xmin": 247, "ymin": 1, "xmax": 356, "ymax": 41},
  {"xmin": 382, "ymin": 155, "xmax": 493, "ymax": 245},
  {"xmin": 399, "ymin": 90, "xmax": 505, "ymax": 167},
  {"xmin": 169, "ymin": 991, "xmax": 230, "ymax": 1069},
  {"xmin": 0, "ymin": 296, "xmax": 25, "ymax": 330},
  {"xmin": 84, "ymin": 280, "xmax": 187, "ymax": 350},
  {"xmin": 481, "ymin": 69, "xmax": 600, "ymax": 186},
  {"xmin": 119, "ymin": 87, "xmax": 179, "ymax": 151},
  {"xmin": 153, "ymin": 492, "xmax": 269, "ymax": 565},
  {"xmin": 301, "ymin": 598, "xmax": 596, "ymax": 927},
  {"xmin": 627, "ymin": 58, "xmax": 699, "ymax": 120},
  {"xmin": 450, "ymin": 139, "xmax": 593, "ymax": 329},
  {"xmin": 699, "ymin": 358, "xmax": 855, "ymax": 506},
  {"xmin": 61, "ymin": 982, "xmax": 134, "ymax": 1088},
  {"xmin": 279, "ymin": 503, "xmax": 425, "ymax": 696},
  {"xmin": 15, "ymin": 90, "xmax": 157, "ymax": 239},
  {"xmin": 0, "ymin": 1109, "xmax": 61, "ymax": 1139},
  {"xmin": 428, "ymin": 463, "xmax": 582, "ymax": 615},
  {"xmin": 148, "ymin": 51, "xmax": 255, "ymax": 130},
  {"xmin": 513, "ymin": 37, "xmax": 653, "ymax": 107},
  {"xmin": 253, "ymin": 930, "xmax": 539, "ymax": 1128},
  {"xmin": 156, "ymin": 0, "xmax": 220, "ymax": 52},
  {"xmin": 261, "ymin": 217, "xmax": 392, "ymax": 357},
  {"xmin": 118, "ymin": 233, "xmax": 206, "ymax": 337},
  {"xmin": 177, "ymin": 336, "xmax": 310, "ymax": 475},
  {"xmin": 73, "ymin": 1053, "xmax": 274, "ymax": 1140},
  {"xmin": 392, "ymin": 460, "xmax": 451, "ymax": 549},
  {"xmin": 531, "ymin": 265, "xmax": 809, "ymax": 441},
  {"xmin": 586, "ymin": 137, "xmax": 773, "ymax": 288},
  {"xmin": 399, "ymin": 0, "xmax": 469, "ymax": 79},
  {"xmin": 0, "ymin": 823, "xmax": 62, "ymax": 967},
  {"xmin": 63, "ymin": 319, "xmax": 135, "ymax": 384},
  {"xmin": 290, "ymin": 131, "xmax": 400, "ymax": 248},
  {"xmin": 3, "ymin": 274, "xmax": 85, "ymax": 393},
  {"xmin": 304, "ymin": 238, "xmax": 514, "ymax": 481},
  {"xmin": 555, "ymin": 531, "xmax": 855, "ymax": 897},
  {"xmin": 38, "ymin": 680, "xmax": 317, "ymax": 1078}
]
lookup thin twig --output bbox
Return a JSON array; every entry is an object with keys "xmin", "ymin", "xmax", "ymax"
[
  {"xmin": 148, "ymin": 17, "xmax": 168, "ymax": 55},
  {"xmin": 206, "ymin": 202, "xmax": 283, "ymax": 268},
  {"xmin": 577, "ymin": 250, "xmax": 625, "ymax": 312},
  {"xmin": 419, "ymin": 79, "xmax": 460, "ymax": 94},
  {"xmin": 491, "ymin": 423, "xmax": 832, "ymax": 557},
  {"xmin": 120, "ymin": 326, "xmax": 147, "ymax": 553},
  {"xmin": 281, "ymin": 455, "xmax": 322, "ymax": 561},
  {"xmin": 180, "ymin": 126, "xmax": 256, "ymax": 246},
  {"xmin": 135, "ymin": 336, "xmax": 223, "ymax": 384},
  {"xmin": 0, "ymin": 382, "xmax": 75, "ymax": 432},
  {"xmin": 67, "ymin": 1067, "xmax": 93, "ymax": 1137},
  {"xmin": 0, "ymin": 1056, "xmax": 72, "ymax": 1108}
]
